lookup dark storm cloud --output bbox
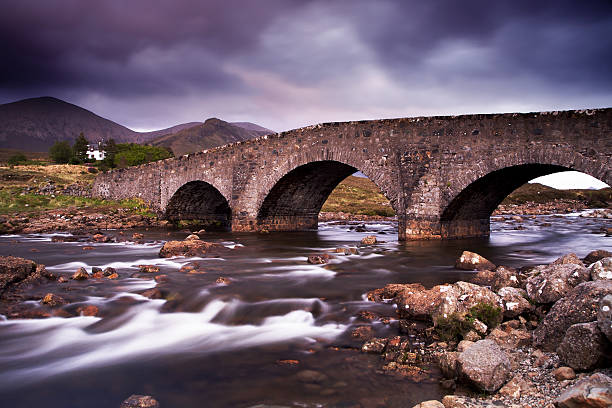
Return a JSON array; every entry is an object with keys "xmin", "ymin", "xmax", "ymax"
[{"xmin": 0, "ymin": 0, "xmax": 610, "ymax": 130}]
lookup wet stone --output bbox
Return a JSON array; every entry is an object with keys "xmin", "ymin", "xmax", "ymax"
[{"xmin": 120, "ymin": 394, "xmax": 160, "ymax": 408}]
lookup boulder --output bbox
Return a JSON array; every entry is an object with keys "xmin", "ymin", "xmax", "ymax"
[
  {"xmin": 555, "ymin": 372, "xmax": 612, "ymax": 408},
  {"xmin": 120, "ymin": 395, "xmax": 160, "ymax": 408},
  {"xmin": 525, "ymin": 263, "xmax": 590, "ymax": 304},
  {"xmin": 455, "ymin": 251, "xmax": 495, "ymax": 271},
  {"xmin": 497, "ymin": 286, "xmax": 533, "ymax": 318},
  {"xmin": 553, "ymin": 367, "xmax": 576, "ymax": 381},
  {"xmin": 103, "ymin": 267, "xmax": 116, "ymax": 276},
  {"xmin": 296, "ymin": 369, "xmax": 328, "ymax": 383},
  {"xmin": 597, "ymin": 294, "xmax": 612, "ymax": 342},
  {"xmin": 307, "ymin": 254, "xmax": 330, "ymax": 264},
  {"xmin": 551, "ymin": 253, "xmax": 583, "ymax": 266},
  {"xmin": 498, "ymin": 374, "xmax": 535, "ymax": 399},
  {"xmin": 584, "ymin": 249, "xmax": 612, "ymax": 265},
  {"xmin": 412, "ymin": 401, "xmax": 444, "ymax": 408},
  {"xmin": 138, "ymin": 265, "xmax": 160, "ymax": 273},
  {"xmin": 159, "ymin": 240, "xmax": 226, "ymax": 258},
  {"xmin": 556, "ymin": 321, "xmax": 610, "ymax": 371},
  {"xmin": 41, "ymin": 293, "xmax": 67, "ymax": 307},
  {"xmin": 533, "ymin": 280, "xmax": 612, "ymax": 351},
  {"xmin": 436, "ymin": 351, "xmax": 459, "ymax": 379},
  {"xmin": 590, "ymin": 257, "xmax": 612, "ymax": 280},
  {"xmin": 360, "ymin": 235, "xmax": 377, "ymax": 245},
  {"xmin": 456, "ymin": 339, "xmax": 511, "ymax": 392},
  {"xmin": 367, "ymin": 283, "xmax": 425, "ymax": 303},
  {"xmin": 486, "ymin": 326, "xmax": 531, "ymax": 350},
  {"xmin": 469, "ymin": 265, "xmax": 520, "ymax": 291},
  {"xmin": 396, "ymin": 281, "xmax": 501, "ymax": 322},
  {"xmin": 361, "ymin": 337, "xmax": 387, "ymax": 353},
  {"xmin": 185, "ymin": 234, "xmax": 199, "ymax": 240},
  {"xmin": 71, "ymin": 267, "xmax": 89, "ymax": 280},
  {"xmin": 0, "ymin": 256, "xmax": 50, "ymax": 298}
]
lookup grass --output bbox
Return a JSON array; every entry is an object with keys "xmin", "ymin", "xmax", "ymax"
[
  {"xmin": 0, "ymin": 188, "xmax": 155, "ymax": 217},
  {"xmin": 502, "ymin": 183, "xmax": 611, "ymax": 207},
  {"xmin": 434, "ymin": 302, "xmax": 503, "ymax": 342},
  {"xmin": 322, "ymin": 176, "xmax": 396, "ymax": 216},
  {"xmin": 0, "ymin": 164, "xmax": 96, "ymax": 187}
]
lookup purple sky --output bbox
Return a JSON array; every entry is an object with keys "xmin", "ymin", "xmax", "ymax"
[{"xmin": 1, "ymin": 0, "xmax": 611, "ymax": 133}]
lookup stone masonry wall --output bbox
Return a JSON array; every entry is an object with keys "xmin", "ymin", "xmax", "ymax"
[{"xmin": 92, "ymin": 108, "xmax": 612, "ymax": 240}]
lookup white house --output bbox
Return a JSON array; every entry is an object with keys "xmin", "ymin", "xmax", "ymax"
[{"xmin": 87, "ymin": 141, "xmax": 106, "ymax": 161}]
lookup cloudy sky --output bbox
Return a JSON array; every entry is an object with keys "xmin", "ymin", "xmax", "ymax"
[
  {"xmin": 1, "ymin": 0, "xmax": 611, "ymax": 133},
  {"xmin": 1, "ymin": 0, "xmax": 610, "ymax": 189}
]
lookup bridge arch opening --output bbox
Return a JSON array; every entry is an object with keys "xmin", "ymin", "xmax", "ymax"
[
  {"xmin": 165, "ymin": 181, "xmax": 231, "ymax": 231},
  {"xmin": 256, "ymin": 160, "xmax": 394, "ymax": 231},
  {"xmin": 440, "ymin": 164, "xmax": 610, "ymax": 238}
]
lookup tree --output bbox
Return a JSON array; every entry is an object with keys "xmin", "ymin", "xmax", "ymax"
[
  {"xmin": 72, "ymin": 132, "xmax": 89, "ymax": 163},
  {"xmin": 7, "ymin": 152, "xmax": 27, "ymax": 166},
  {"xmin": 102, "ymin": 138, "xmax": 117, "ymax": 168},
  {"xmin": 49, "ymin": 141, "xmax": 72, "ymax": 164}
]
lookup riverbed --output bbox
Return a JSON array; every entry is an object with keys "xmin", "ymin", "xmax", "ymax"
[{"xmin": 0, "ymin": 212, "xmax": 610, "ymax": 407}]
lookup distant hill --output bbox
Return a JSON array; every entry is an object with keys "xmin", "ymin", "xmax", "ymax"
[
  {"xmin": 0, "ymin": 97, "xmax": 273, "ymax": 153},
  {"xmin": 503, "ymin": 182, "xmax": 611, "ymax": 207},
  {"xmin": 141, "ymin": 122, "xmax": 203, "ymax": 139},
  {"xmin": 0, "ymin": 97, "xmax": 154, "ymax": 151},
  {"xmin": 231, "ymin": 122, "xmax": 274, "ymax": 134},
  {"xmin": 149, "ymin": 118, "xmax": 273, "ymax": 156}
]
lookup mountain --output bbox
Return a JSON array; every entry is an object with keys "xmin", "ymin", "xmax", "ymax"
[
  {"xmin": 231, "ymin": 122, "xmax": 274, "ymax": 134},
  {"xmin": 0, "ymin": 97, "xmax": 274, "ymax": 153},
  {"xmin": 150, "ymin": 118, "xmax": 273, "ymax": 156},
  {"xmin": 141, "ymin": 122, "xmax": 203, "ymax": 139},
  {"xmin": 0, "ymin": 97, "xmax": 150, "ymax": 151}
]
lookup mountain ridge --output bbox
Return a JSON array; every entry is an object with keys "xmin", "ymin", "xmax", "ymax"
[{"xmin": 0, "ymin": 97, "xmax": 273, "ymax": 153}]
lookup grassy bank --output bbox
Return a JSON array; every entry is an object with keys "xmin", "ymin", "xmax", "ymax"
[
  {"xmin": 322, "ymin": 176, "xmax": 396, "ymax": 217},
  {"xmin": 0, "ymin": 165, "xmax": 153, "ymax": 217}
]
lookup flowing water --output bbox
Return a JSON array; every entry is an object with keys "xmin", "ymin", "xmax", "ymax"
[{"xmin": 0, "ymin": 212, "xmax": 610, "ymax": 407}]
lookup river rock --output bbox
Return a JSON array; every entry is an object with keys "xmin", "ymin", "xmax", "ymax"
[
  {"xmin": 590, "ymin": 257, "xmax": 612, "ymax": 280},
  {"xmin": 41, "ymin": 293, "xmax": 67, "ymax": 307},
  {"xmin": 555, "ymin": 372, "xmax": 612, "ymax": 408},
  {"xmin": 361, "ymin": 337, "xmax": 387, "ymax": 353},
  {"xmin": 0, "ymin": 256, "xmax": 50, "ymax": 298},
  {"xmin": 307, "ymin": 254, "xmax": 330, "ymax": 264},
  {"xmin": 441, "ymin": 395, "xmax": 473, "ymax": 408},
  {"xmin": 551, "ymin": 253, "xmax": 584, "ymax": 266},
  {"xmin": 436, "ymin": 351, "xmax": 459, "ymax": 379},
  {"xmin": 120, "ymin": 394, "xmax": 160, "ymax": 408},
  {"xmin": 553, "ymin": 367, "xmax": 576, "ymax": 381},
  {"xmin": 103, "ymin": 267, "xmax": 116, "ymax": 276},
  {"xmin": 525, "ymin": 263, "xmax": 589, "ymax": 304},
  {"xmin": 367, "ymin": 283, "xmax": 425, "ymax": 302},
  {"xmin": 597, "ymin": 294, "xmax": 612, "ymax": 341},
  {"xmin": 158, "ymin": 239, "xmax": 226, "ymax": 257},
  {"xmin": 456, "ymin": 339, "xmax": 511, "ymax": 392},
  {"xmin": 584, "ymin": 249, "xmax": 612, "ymax": 265},
  {"xmin": 71, "ymin": 267, "xmax": 89, "ymax": 280},
  {"xmin": 498, "ymin": 374, "xmax": 535, "ymax": 399},
  {"xmin": 91, "ymin": 233, "xmax": 110, "ymax": 243},
  {"xmin": 394, "ymin": 281, "xmax": 501, "ymax": 322},
  {"xmin": 486, "ymin": 326, "xmax": 531, "ymax": 350},
  {"xmin": 556, "ymin": 321, "xmax": 610, "ymax": 371},
  {"xmin": 533, "ymin": 280, "xmax": 612, "ymax": 351},
  {"xmin": 411, "ymin": 401, "xmax": 444, "ymax": 408},
  {"xmin": 455, "ymin": 251, "xmax": 495, "ymax": 271},
  {"xmin": 185, "ymin": 234, "xmax": 199, "ymax": 240},
  {"xmin": 296, "ymin": 370, "xmax": 328, "ymax": 383},
  {"xmin": 469, "ymin": 265, "xmax": 520, "ymax": 291},
  {"xmin": 497, "ymin": 286, "xmax": 533, "ymax": 318},
  {"xmin": 360, "ymin": 235, "xmax": 377, "ymax": 245}
]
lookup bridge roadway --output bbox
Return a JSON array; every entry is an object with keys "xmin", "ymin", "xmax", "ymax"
[{"xmin": 92, "ymin": 108, "xmax": 611, "ymax": 240}]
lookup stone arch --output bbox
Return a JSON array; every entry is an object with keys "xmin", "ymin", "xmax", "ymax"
[
  {"xmin": 254, "ymin": 160, "xmax": 397, "ymax": 231},
  {"xmin": 165, "ymin": 180, "xmax": 232, "ymax": 230},
  {"xmin": 439, "ymin": 149, "xmax": 611, "ymax": 238}
]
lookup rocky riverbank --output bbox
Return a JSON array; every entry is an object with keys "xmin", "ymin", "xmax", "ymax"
[{"xmin": 363, "ymin": 250, "xmax": 612, "ymax": 408}]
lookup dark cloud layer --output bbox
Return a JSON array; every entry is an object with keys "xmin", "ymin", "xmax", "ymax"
[{"xmin": 1, "ymin": 0, "xmax": 610, "ymax": 131}]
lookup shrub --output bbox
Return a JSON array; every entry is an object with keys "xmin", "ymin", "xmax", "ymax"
[
  {"xmin": 87, "ymin": 167, "xmax": 98, "ymax": 174},
  {"xmin": 434, "ymin": 312, "xmax": 474, "ymax": 342},
  {"xmin": 468, "ymin": 303, "xmax": 503, "ymax": 330},
  {"xmin": 7, "ymin": 152, "xmax": 27, "ymax": 166},
  {"xmin": 49, "ymin": 141, "xmax": 72, "ymax": 164}
]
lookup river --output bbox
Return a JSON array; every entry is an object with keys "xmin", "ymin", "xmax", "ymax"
[{"xmin": 0, "ymin": 212, "xmax": 610, "ymax": 407}]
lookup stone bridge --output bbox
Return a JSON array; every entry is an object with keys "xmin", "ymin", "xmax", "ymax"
[{"xmin": 92, "ymin": 109, "xmax": 611, "ymax": 240}]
